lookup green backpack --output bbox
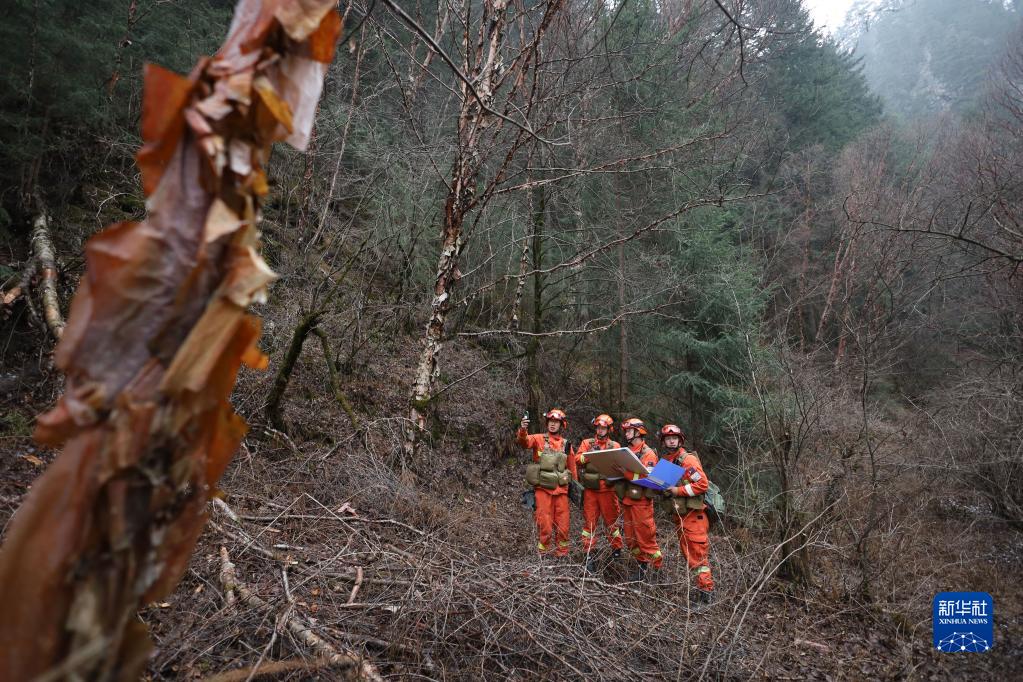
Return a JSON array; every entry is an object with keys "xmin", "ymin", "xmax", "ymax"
[{"xmin": 703, "ymin": 481, "xmax": 726, "ymax": 525}]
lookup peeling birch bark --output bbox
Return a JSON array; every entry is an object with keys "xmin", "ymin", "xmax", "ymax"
[
  {"xmin": 510, "ymin": 210, "xmax": 532, "ymax": 330},
  {"xmin": 405, "ymin": 0, "xmax": 511, "ymax": 455},
  {"xmin": 0, "ymin": 3, "xmax": 343, "ymax": 679},
  {"xmin": 30, "ymin": 206, "xmax": 65, "ymax": 339}
]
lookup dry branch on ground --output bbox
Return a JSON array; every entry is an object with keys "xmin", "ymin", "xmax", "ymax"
[{"xmin": 218, "ymin": 546, "xmax": 383, "ymax": 681}]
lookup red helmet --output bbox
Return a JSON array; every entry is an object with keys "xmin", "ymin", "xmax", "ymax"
[
  {"xmin": 544, "ymin": 408, "xmax": 568, "ymax": 427},
  {"xmin": 658, "ymin": 424, "xmax": 686, "ymax": 444},
  {"xmin": 621, "ymin": 418, "xmax": 647, "ymax": 437},
  {"xmin": 591, "ymin": 414, "xmax": 614, "ymax": 429}
]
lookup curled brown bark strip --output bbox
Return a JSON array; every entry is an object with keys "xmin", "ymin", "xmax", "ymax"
[{"xmin": 0, "ymin": 2, "xmax": 342, "ymax": 680}]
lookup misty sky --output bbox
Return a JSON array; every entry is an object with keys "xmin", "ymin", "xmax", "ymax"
[{"xmin": 803, "ymin": 0, "xmax": 858, "ymax": 32}]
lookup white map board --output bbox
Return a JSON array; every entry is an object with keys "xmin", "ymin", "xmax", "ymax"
[{"xmin": 581, "ymin": 447, "xmax": 649, "ymax": 478}]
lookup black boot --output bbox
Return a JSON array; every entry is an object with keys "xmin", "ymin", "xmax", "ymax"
[
  {"xmin": 611, "ymin": 549, "xmax": 622, "ymax": 560},
  {"xmin": 585, "ymin": 556, "xmax": 597, "ymax": 573}
]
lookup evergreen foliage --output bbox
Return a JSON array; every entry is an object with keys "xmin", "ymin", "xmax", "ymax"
[
  {"xmin": 633, "ymin": 209, "xmax": 768, "ymax": 444},
  {"xmin": 0, "ymin": 0, "xmax": 232, "ymax": 198},
  {"xmin": 764, "ymin": 8, "xmax": 882, "ymax": 151}
]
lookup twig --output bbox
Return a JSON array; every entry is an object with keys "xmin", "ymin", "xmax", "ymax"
[
  {"xmin": 477, "ymin": 597, "xmax": 588, "ymax": 679},
  {"xmin": 218, "ymin": 547, "xmax": 383, "ymax": 682},
  {"xmin": 219, "ymin": 547, "xmax": 237, "ymax": 608},
  {"xmin": 282, "ymin": 566, "xmax": 294, "ymax": 603},
  {"xmin": 377, "ymin": 0, "xmax": 555, "ymax": 145},
  {"xmin": 228, "ymin": 510, "xmax": 427, "ymax": 537},
  {"xmin": 210, "ymin": 501, "xmax": 415, "ymax": 591},
  {"xmin": 347, "ymin": 566, "xmax": 364, "ymax": 605},
  {"xmin": 245, "ymin": 612, "xmax": 281, "ymax": 682},
  {"xmin": 335, "ymin": 602, "xmax": 399, "ymax": 613},
  {"xmin": 343, "ymin": 633, "xmax": 437, "ymax": 673},
  {"xmin": 303, "ymin": 491, "xmax": 428, "ymax": 537},
  {"xmin": 203, "ymin": 657, "xmax": 336, "ymax": 682},
  {"xmin": 712, "ymin": 0, "xmax": 748, "ymax": 84},
  {"xmin": 313, "ymin": 327, "xmax": 360, "ymax": 429},
  {"xmin": 212, "ymin": 497, "xmax": 241, "ymax": 524},
  {"xmin": 259, "ymin": 426, "xmax": 302, "ymax": 456},
  {"xmin": 325, "ymin": 571, "xmax": 415, "ymax": 588},
  {"xmin": 208, "ymin": 519, "xmax": 287, "ymax": 564}
]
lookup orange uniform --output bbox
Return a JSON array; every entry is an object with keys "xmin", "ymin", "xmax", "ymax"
[
  {"xmin": 517, "ymin": 428, "xmax": 571, "ymax": 556},
  {"xmin": 662, "ymin": 448, "xmax": 714, "ymax": 591},
  {"xmin": 620, "ymin": 442, "xmax": 663, "ymax": 568},
  {"xmin": 574, "ymin": 437, "xmax": 624, "ymax": 553}
]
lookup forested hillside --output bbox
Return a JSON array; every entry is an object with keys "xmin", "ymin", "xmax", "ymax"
[
  {"xmin": 1, "ymin": 0, "xmax": 1021, "ymax": 679},
  {"xmin": 840, "ymin": 0, "xmax": 1021, "ymax": 118}
]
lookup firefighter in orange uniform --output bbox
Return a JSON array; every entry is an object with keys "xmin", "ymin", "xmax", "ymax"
[
  {"xmin": 517, "ymin": 409, "xmax": 572, "ymax": 557},
  {"xmin": 615, "ymin": 418, "xmax": 663, "ymax": 581},
  {"xmin": 658, "ymin": 424, "xmax": 714, "ymax": 600},
  {"xmin": 574, "ymin": 414, "xmax": 624, "ymax": 571}
]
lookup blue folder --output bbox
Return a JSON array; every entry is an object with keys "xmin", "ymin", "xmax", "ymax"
[{"xmin": 632, "ymin": 459, "xmax": 686, "ymax": 490}]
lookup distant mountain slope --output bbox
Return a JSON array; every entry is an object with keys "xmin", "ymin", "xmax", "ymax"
[{"xmin": 838, "ymin": 0, "xmax": 1021, "ymax": 119}]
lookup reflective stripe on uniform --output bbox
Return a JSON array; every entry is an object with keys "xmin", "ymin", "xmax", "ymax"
[
  {"xmin": 651, "ymin": 550, "xmax": 663, "ymax": 559},
  {"xmin": 581, "ymin": 530, "xmax": 593, "ymax": 538},
  {"xmin": 558, "ymin": 540, "xmax": 570, "ymax": 548},
  {"xmin": 610, "ymin": 528, "xmax": 622, "ymax": 538},
  {"xmin": 693, "ymin": 566, "xmax": 710, "ymax": 574},
  {"xmin": 684, "ymin": 483, "xmax": 695, "ymax": 497},
  {"xmin": 537, "ymin": 542, "xmax": 546, "ymax": 551},
  {"xmin": 631, "ymin": 547, "xmax": 642, "ymax": 556}
]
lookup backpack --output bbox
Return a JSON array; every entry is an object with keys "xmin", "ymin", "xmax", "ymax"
[{"xmin": 703, "ymin": 481, "xmax": 726, "ymax": 525}]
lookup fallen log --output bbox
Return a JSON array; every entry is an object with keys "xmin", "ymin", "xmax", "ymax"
[{"xmin": 30, "ymin": 205, "xmax": 64, "ymax": 339}]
